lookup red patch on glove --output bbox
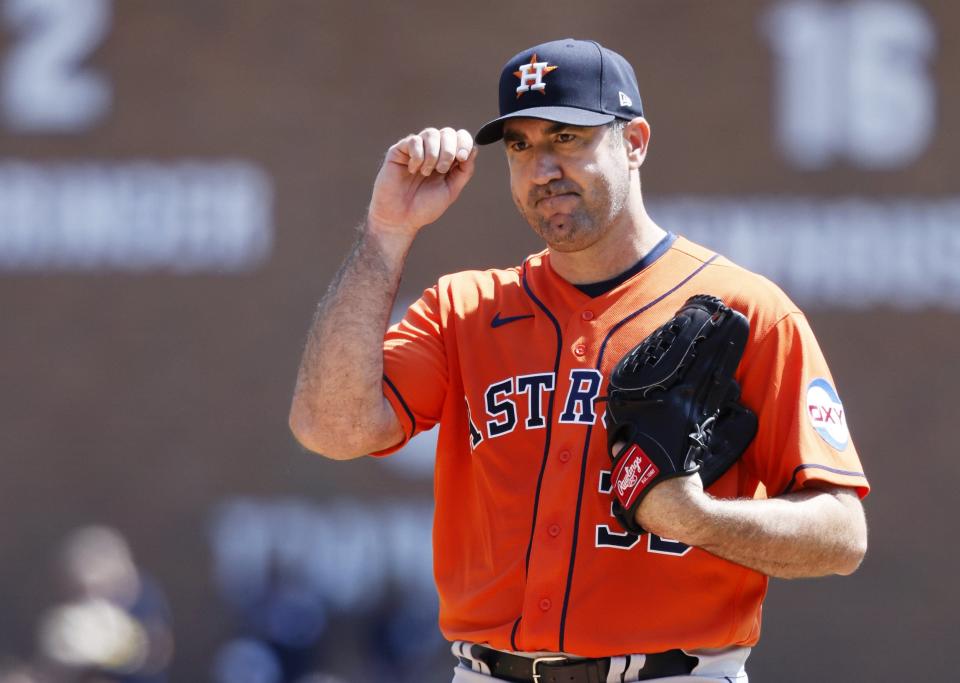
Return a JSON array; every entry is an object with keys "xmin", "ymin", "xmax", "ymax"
[{"xmin": 612, "ymin": 445, "xmax": 660, "ymax": 510}]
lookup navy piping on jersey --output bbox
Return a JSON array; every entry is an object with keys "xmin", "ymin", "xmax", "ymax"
[
  {"xmin": 513, "ymin": 259, "xmax": 565, "ymax": 650},
  {"xmin": 382, "ymin": 374, "xmax": 416, "ymax": 441},
  {"xmin": 557, "ymin": 253, "xmax": 719, "ymax": 651},
  {"xmin": 509, "ymin": 618, "xmax": 522, "ymax": 653},
  {"xmin": 781, "ymin": 463, "xmax": 866, "ymax": 495},
  {"xmin": 573, "ymin": 232, "xmax": 677, "ymax": 298}
]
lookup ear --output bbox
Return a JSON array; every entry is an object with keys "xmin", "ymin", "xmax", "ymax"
[{"xmin": 623, "ymin": 117, "xmax": 650, "ymax": 169}]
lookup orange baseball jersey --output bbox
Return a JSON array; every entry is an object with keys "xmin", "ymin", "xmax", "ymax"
[{"xmin": 376, "ymin": 234, "xmax": 869, "ymax": 657}]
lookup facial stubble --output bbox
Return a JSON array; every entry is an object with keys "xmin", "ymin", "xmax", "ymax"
[{"xmin": 516, "ymin": 163, "xmax": 631, "ymax": 253}]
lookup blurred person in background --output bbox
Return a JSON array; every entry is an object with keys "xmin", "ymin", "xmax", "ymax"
[
  {"xmin": 292, "ymin": 675, "xmax": 348, "ymax": 683},
  {"xmin": 212, "ymin": 638, "xmax": 283, "ymax": 683},
  {"xmin": 364, "ymin": 588, "xmax": 445, "ymax": 683},
  {"xmin": 211, "ymin": 638, "xmax": 350, "ymax": 683},
  {"xmin": 36, "ymin": 526, "xmax": 173, "ymax": 683},
  {"xmin": 210, "ymin": 520, "xmax": 328, "ymax": 680},
  {"xmin": 0, "ymin": 660, "xmax": 46, "ymax": 683}
]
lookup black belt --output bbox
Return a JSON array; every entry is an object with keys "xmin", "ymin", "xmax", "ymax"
[{"xmin": 459, "ymin": 644, "xmax": 698, "ymax": 683}]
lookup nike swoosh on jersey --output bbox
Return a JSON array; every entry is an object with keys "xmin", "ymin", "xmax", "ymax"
[{"xmin": 491, "ymin": 312, "xmax": 535, "ymax": 328}]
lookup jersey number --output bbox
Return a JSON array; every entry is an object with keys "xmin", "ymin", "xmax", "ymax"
[{"xmin": 595, "ymin": 470, "xmax": 691, "ymax": 557}]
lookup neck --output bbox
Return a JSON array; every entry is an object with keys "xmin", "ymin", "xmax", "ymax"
[{"xmin": 548, "ymin": 195, "xmax": 667, "ymax": 285}]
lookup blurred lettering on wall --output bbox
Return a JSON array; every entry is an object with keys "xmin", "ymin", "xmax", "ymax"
[
  {"xmin": 0, "ymin": 161, "xmax": 272, "ymax": 271},
  {"xmin": 651, "ymin": 196, "xmax": 960, "ymax": 309}
]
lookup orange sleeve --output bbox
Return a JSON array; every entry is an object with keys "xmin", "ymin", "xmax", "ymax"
[
  {"xmin": 739, "ymin": 312, "xmax": 869, "ymax": 498},
  {"xmin": 373, "ymin": 285, "xmax": 450, "ymax": 456}
]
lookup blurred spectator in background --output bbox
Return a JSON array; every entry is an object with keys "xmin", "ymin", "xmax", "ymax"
[
  {"xmin": 0, "ymin": 660, "xmax": 45, "ymax": 683},
  {"xmin": 292, "ymin": 675, "xmax": 348, "ymax": 683},
  {"xmin": 211, "ymin": 638, "xmax": 349, "ymax": 683},
  {"xmin": 364, "ymin": 588, "xmax": 445, "ymax": 683},
  {"xmin": 212, "ymin": 638, "xmax": 283, "ymax": 683},
  {"xmin": 35, "ymin": 526, "xmax": 173, "ymax": 683},
  {"xmin": 211, "ymin": 536, "xmax": 329, "ymax": 681}
]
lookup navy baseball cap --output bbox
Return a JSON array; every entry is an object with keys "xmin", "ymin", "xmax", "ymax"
[{"xmin": 475, "ymin": 38, "xmax": 644, "ymax": 145}]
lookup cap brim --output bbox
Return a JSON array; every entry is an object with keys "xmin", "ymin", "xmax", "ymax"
[{"xmin": 474, "ymin": 107, "xmax": 616, "ymax": 145}]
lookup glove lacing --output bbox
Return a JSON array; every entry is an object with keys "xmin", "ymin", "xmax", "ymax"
[{"xmin": 688, "ymin": 413, "xmax": 717, "ymax": 459}]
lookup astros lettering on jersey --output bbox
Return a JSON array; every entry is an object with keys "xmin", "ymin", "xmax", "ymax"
[{"xmin": 376, "ymin": 234, "xmax": 868, "ymax": 657}]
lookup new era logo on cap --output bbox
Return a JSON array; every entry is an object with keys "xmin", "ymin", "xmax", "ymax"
[{"xmin": 475, "ymin": 38, "xmax": 644, "ymax": 145}]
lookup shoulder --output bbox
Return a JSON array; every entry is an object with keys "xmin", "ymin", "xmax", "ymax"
[
  {"xmin": 432, "ymin": 254, "xmax": 540, "ymax": 313},
  {"xmin": 437, "ymin": 264, "xmax": 524, "ymax": 292},
  {"xmin": 672, "ymin": 235, "xmax": 803, "ymax": 342}
]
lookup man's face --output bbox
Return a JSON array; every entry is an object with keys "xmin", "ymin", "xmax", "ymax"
[{"xmin": 503, "ymin": 118, "xmax": 632, "ymax": 253}]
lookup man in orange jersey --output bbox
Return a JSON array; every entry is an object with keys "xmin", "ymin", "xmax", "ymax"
[{"xmin": 289, "ymin": 39, "xmax": 869, "ymax": 682}]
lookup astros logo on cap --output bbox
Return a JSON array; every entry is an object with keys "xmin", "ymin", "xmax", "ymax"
[{"xmin": 514, "ymin": 53, "xmax": 558, "ymax": 97}]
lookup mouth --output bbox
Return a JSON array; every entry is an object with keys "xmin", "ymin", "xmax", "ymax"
[
  {"xmin": 536, "ymin": 192, "xmax": 580, "ymax": 214},
  {"xmin": 536, "ymin": 191, "xmax": 579, "ymax": 203}
]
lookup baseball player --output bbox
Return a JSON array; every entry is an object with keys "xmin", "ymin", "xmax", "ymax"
[{"xmin": 290, "ymin": 39, "xmax": 869, "ymax": 682}]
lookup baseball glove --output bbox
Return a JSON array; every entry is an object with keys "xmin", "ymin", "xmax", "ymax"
[{"xmin": 604, "ymin": 294, "xmax": 758, "ymax": 535}]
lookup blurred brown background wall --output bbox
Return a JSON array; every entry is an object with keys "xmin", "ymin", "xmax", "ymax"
[{"xmin": 0, "ymin": 1, "xmax": 956, "ymax": 681}]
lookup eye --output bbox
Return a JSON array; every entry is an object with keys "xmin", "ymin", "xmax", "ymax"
[
  {"xmin": 555, "ymin": 132, "xmax": 577, "ymax": 143},
  {"xmin": 508, "ymin": 140, "xmax": 530, "ymax": 152}
]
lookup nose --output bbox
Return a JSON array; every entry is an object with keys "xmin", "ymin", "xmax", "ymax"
[{"xmin": 530, "ymin": 149, "xmax": 562, "ymax": 185}]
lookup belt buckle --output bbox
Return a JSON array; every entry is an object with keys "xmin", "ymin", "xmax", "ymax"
[{"xmin": 531, "ymin": 656, "xmax": 567, "ymax": 683}]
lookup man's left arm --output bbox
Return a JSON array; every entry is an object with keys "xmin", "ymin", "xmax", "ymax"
[{"xmin": 636, "ymin": 475, "xmax": 868, "ymax": 579}]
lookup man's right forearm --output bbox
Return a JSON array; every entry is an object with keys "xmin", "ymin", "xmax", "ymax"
[
  {"xmin": 289, "ymin": 220, "xmax": 414, "ymax": 458},
  {"xmin": 290, "ymin": 125, "xmax": 476, "ymax": 456}
]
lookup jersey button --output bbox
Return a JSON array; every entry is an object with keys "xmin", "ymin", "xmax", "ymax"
[
  {"xmin": 558, "ymin": 450, "xmax": 571, "ymax": 463},
  {"xmin": 539, "ymin": 598, "xmax": 552, "ymax": 611},
  {"xmin": 581, "ymin": 310, "xmax": 594, "ymax": 321},
  {"xmin": 548, "ymin": 524, "xmax": 561, "ymax": 537},
  {"xmin": 574, "ymin": 344, "xmax": 586, "ymax": 356}
]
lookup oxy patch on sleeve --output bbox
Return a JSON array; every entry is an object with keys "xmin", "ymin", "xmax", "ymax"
[{"xmin": 806, "ymin": 377, "xmax": 849, "ymax": 451}]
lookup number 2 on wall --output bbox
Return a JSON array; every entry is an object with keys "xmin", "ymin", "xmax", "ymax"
[{"xmin": 1, "ymin": 0, "xmax": 112, "ymax": 133}]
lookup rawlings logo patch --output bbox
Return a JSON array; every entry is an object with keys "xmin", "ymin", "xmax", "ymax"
[
  {"xmin": 612, "ymin": 445, "xmax": 659, "ymax": 510},
  {"xmin": 806, "ymin": 378, "xmax": 849, "ymax": 450},
  {"xmin": 514, "ymin": 53, "xmax": 558, "ymax": 97}
]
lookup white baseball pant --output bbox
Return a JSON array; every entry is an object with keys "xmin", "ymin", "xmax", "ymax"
[{"xmin": 450, "ymin": 643, "xmax": 750, "ymax": 683}]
